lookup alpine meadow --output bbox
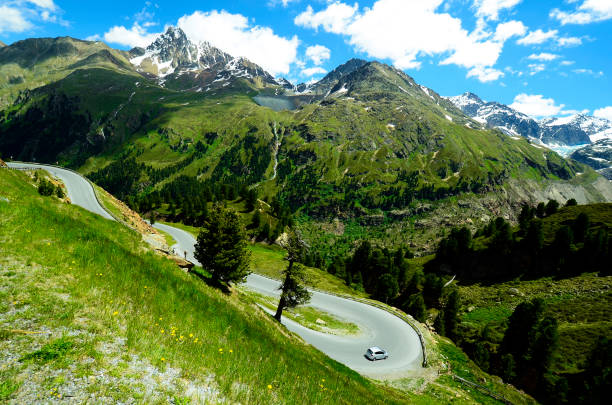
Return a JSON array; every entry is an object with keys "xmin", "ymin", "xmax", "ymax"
[{"xmin": 1, "ymin": 1, "xmax": 611, "ymax": 404}]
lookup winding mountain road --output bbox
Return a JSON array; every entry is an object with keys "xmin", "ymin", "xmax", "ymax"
[{"xmin": 9, "ymin": 162, "xmax": 424, "ymax": 379}]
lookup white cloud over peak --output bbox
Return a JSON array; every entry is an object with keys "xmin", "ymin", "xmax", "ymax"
[
  {"xmin": 551, "ymin": 0, "xmax": 612, "ymax": 25},
  {"xmin": 474, "ymin": 0, "xmax": 522, "ymax": 21},
  {"xmin": 528, "ymin": 53, "xmax": 559, "ymax": 61},
  {"xmin": 104, "ymin": 23, "xmax": 162, "ymax": 48},
  {"xmin": 305, "ymin": 44, "xmax": 331, "ymax": 65},
  {"xmin": 177, "ymin": 10, "xmax": 299, "ymax": 76},
  {"xmin": 301, "ymin": 66, "xmax": 327, "ymax": 76},
  {"xmin": 594, "ymin": 106, "xmax": 612, "ymax": 121},
  {"xmin": 509, "ymin": 93, "xmax": 567, "ymax": 118},
  {"xmin": 0, "ymin": 6, "xmax": 32, "ymax": 34},
  {"xmin": 467, "ymin": 66, "xmax": 505, "ymax": 82},
  {"xmin": 294, "ymin": 2, "xmax": 358, "ymax": 34},
  {"xmin": 295, "ymin": 0, "xmax": 523, "ymax": 82}
]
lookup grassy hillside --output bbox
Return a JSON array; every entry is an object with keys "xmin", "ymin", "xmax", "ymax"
[
  {"xmin": 0, "ymin": 168, "xmax": 541, "ymax": 404},
  {"xmin": 0, "ymin": 168, "xmax": 407, "ymax": 404}
]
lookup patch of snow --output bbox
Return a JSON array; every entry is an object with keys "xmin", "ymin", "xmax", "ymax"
[
  {"xmin": 398, "ymin": 85, "xmax": 409, "ymax": 94},
  {"xmin": 386, "ymin": 123, "xmax": 396, "ymax": 129},
  {"xmin": 445, "ymin": 114, "xmax": 453, "ymax": 122},
  {"xmin": 419, "ymin": 85, "xmax": 435, "ymax": 101},
  {"xmin": 334, "ymin": 84, "xmax": 348, "ymax": 94}
]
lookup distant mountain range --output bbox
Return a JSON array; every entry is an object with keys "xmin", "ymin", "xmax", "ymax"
[
  {"xmin": 448, "ymin": 92, "xmax": 612, "ymax": 179},
  {"xmin": 0, "ymin": 26, "xmax": 610, "ymax": 237}
]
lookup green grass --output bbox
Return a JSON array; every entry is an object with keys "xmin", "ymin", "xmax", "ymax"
[
  {"xmin": 158, "ymin": 219, "xmax": 368, "ymax": 298},
  {"xmin": 459, "ymin": 273, "xmax": 612, "ymax": 375},
  {"xmin": 242, "ymin": 290, "xmax": 359, "ymax": 336},
  {"xmin": 0, "ymin": 169, "xmax": 407, "ymax": 404}
]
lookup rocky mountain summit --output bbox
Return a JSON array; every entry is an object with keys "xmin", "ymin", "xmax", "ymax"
[
  {"xmin": 448, "ymin": 92, "xmax": 612, "ymax": 177},
  {"xmin": 448, "ymin": 92, "xmax": 591, "ymax": 145},
  {"xmin": 129, "ymin": 26, "xmax": 277, "ymax": 90}
]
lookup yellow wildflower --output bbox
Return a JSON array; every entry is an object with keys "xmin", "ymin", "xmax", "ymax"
[
  {"xmin": 113, "ymin": 311, "xmax": 118, "ymax": 316},
  {"xmin": 229, "ymin": 349, "xmax": 233, "ymax": 353},
  {"xmin": 267, "ymin": 384, "xmax": 272, "ymax": 390},
  {"xmin": 161, "ymin": 329, "xmax": 165, "ymax": 334},
  {"xmin": 161, "ymin": 357, "xmax": 165, "ymax": 362},
  {"xmin": 189, "ymin": 333, "xmax": 193, "ymax": 338}
]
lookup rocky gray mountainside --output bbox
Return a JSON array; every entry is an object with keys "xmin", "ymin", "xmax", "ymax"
[
  {"xmin": 541, "ymin": 114, "xmax": 612, "ymax": 143},
  {"xmin": 129, "ymin": 26, "xmax": 277, "ymax": 90},
  {"xmin": 570, "ymin": 139, "xmax": 612, "ymax": 179},
  {"xmin": 448, "ymin": 92, "xmax": 591, "ymax": 145}
]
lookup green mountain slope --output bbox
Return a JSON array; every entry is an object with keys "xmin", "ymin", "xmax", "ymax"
[
  {"xmin": 0, "ymin": 37, "xmax": 133, "ymax": 108},
  {"xmin": 0, "ymin": 35, "xmax": 610, "ymax": 257}
]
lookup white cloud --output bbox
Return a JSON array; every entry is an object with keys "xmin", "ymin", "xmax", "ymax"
[
  {"xmin": 301, "ymin": 67, "xmax": 328, "ymax": 76},
  {"xmin": 594, "ymin": 106, "xmax": 612, "ymax": 121},
  {"xmin": 493, "ymin": 20, "xmax": 527, "ymax": 41},
  {"xmin": 516, "ymin": 29, "xmax": 558, "ymax": 45},
  {"xmin": 294, "ymin": 2, "xmax": 358, "ymax": 34},
  {"xmin": 560, "ymin": 60, "xmax": 575, "ymax": 66},
  {"xmin": 0, "ymin": 6, "xmax": 33, "ymax": 34},
  {"xmin": 551, "ymin": 0, "xmax": 612, "ymax": 25},
  {"xmin": 178, "ymin": 10, "xmax": 299, "ymax": 76},
  {"xmin": 527, "ymin": 53, "xmax": 559, "ymax": 61},
  {"xmin": 509, "ymin": 93, "xmax": 565, "ymax": 118},
  {"xmin": 296, "ymin": 0, "xmax": 521, "ymax": 82},
  {"xmin": 557, "ymin": 36, "xmax": 583, "ymax": 47},
  {"xmin": 86, "ymin": 34, "xmax": 102, "ymax": 41},
  {"xmin": 268, "ymin": 0, "xmax": 300, "ymax": 7},
  {"xmin": 467, "ymin": 66, "xmax": 505, "ymax": 82},
  {"xmin": 474, "ymin": 0, "xmax": 522, "ymax": 21},
  {"xmin": 305, "ymin": 44, "xmax": 330, "ymax": 65},
  {"xmin": 103, "ymin": 23, "xmax": 162, "ymax": 48},
  {"xmin": 527, "ymin": 63, "xmax": 545, "ymax": 75},
  {"xmin": 573, "ymin": 68, "xmax": 604, "ymax": 77},
  {"xmin": 27, "ymin": 0, "xmax": 57, "ymax": 11}
]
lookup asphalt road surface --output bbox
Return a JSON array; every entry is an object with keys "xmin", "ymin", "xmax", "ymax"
[
  {"xmin": 9, "ymin": 162, "xmax": 424, "ymax": 378},
  {"xmin": 153, "ymin": 222, "xmax": 424, "ymax": 378},
  {"xmin": 7, "ymin": 162, "xmax": 113, "ymax": 220}
]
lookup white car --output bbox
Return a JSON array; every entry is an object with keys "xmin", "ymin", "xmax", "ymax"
[{"xmin": 365, "ymin": 346, "xmax": 388, "ymax": 361}]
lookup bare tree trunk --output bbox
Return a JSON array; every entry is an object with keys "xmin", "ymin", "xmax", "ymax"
[{"xmin": 274, "ymin": 296, "xmax": 285, "ymax": 321}]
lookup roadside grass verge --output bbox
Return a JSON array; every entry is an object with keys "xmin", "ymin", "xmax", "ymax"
[
  {"xmin": 0, "ymin": 169, "xmax": 407, "ymax": 404},
  {"xmin": 241, "ymin": 289, "xmax": 360, "ymax": 336}
]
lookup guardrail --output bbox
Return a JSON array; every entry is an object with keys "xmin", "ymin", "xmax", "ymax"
[{"xmin": 453, "ymin": 375, "xmax": 514, "ymax": 405}]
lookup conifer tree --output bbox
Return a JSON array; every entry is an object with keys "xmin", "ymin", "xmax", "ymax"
[
  {"xmin": 274, "ymin": 230, "xmax": 311, "ymax": 321},
  {"xmin": 194, "ymin": 204, "xmax": 251, "ymax": 285}
]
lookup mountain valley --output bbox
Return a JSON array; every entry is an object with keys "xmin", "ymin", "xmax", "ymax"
[{"xmin": 1, "ymin": 24, "xmax": 611, "ymax": 405}]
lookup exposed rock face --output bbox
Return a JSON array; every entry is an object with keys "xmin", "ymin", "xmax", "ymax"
[
  {"xmin": 448, "ymin": 92, "xmax": 592, "ymax": 145},
  {"xmin": 129, "ymin": 26, "xmax": 277, "ymax": 90},
  {"xmin": 571, "ymin": 139, "xmax": 612, "ymax": 180}
]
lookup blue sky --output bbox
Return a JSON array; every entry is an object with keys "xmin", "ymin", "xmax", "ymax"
[{"xmin": 1, "ymin": 0, "xmax": 611, "ymax": 120}]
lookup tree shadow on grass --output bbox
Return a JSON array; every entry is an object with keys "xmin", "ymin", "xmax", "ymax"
[{"xmin": 189, "ymin": 268, "xmax": 232, "ymax": 294}]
